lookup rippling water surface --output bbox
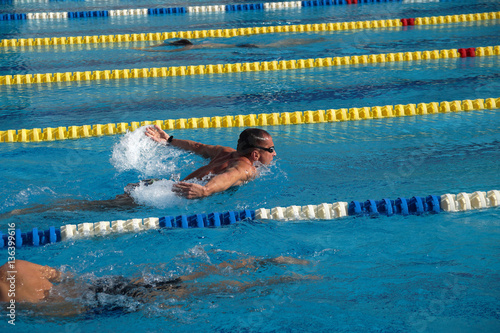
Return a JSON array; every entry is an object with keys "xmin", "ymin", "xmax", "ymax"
[{"xmin": 0, "ymin": 0, "xmax": 499, "ymax": 332}]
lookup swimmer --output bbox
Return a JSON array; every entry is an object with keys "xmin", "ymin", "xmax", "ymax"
[
  {"xmin": 0, "ymin": 128, "xmax": 276, "ymax": 217},
  {"xmin": 0, "ymin": 255, "xmax": 315, "ymax": 311},
  {"xmin": 142, "ymin": 126, "xmax": 277, "ymax": 199},
  {"xmin": 131, "ymin": 37, "xmax": 325, "ymax": 53},
  {"xmin": 58, "ymin": 127, "xmax": 276, "ymax": 201}
]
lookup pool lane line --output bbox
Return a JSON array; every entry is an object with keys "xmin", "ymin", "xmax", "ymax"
[
  {"xmin": 1, "ymin": 11, "xmax": 498, "ymax": 48},
  {"xmin": 2, "ymin": 189, "xmax": 499, "ymax": 248},
  {"xmin": 0, "ymin": 0, "xmax": 400, "ymax": 22},
  {"xmin": 1, "ymin": 44, "xmax": 499, "ymax": 87},
  {"xmin": 1, "ymin": 96, "xmax": 498, "ymax": 143}
]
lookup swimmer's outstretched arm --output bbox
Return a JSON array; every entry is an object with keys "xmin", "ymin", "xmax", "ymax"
[
  {"xmin": 178, "ymin": 255, "xmax": 311, "ymax": 282},
  {"xmin": 145, "ymin": 125, "xmax": 230, "ymax": 159},
  {"xmin": 218, "ymin": 256, "xmax": 311, "ymax": 270},
  {"xmin": 130, "ymin": 42, "xmax": 169, "ymax": 51},
  {"xmin": 180, "ymin": 257, "xmax": 319, "ymax": 296},
  {"xmin": 0, "ymin": 195, "xmax": 137, "ymax": 218},
  {"xmin": 262, "ymin": 37, "xmax": 326, "ymax": 48},
  {"xmin": 142, "ymin": 42, "xmax": 169, "ymax": 48}
]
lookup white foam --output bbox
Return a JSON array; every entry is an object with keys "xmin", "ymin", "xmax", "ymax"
[
  {"xmin": 255, "ymin": 159, "xmax": 287, "ymax": 184},
  {"xmin": 1, "ymin": 186, "xmax": 56, "ymax": 212},
  {"xmin": 129, "ymin": 179, "xmax": 184, "ymax": 209},
  {"xmin": 110, "ymin": 126, "xmax": 188, "ymax": 178},
  {"xmin": 252, "ymin": 160, "xmax": 276, "ymax": 179}
]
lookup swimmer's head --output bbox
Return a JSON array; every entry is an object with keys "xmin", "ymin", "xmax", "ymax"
[
  {"xmin": 237, "ymin": 128, "xmax": 276, "ymax": 165},
  {"xmin": 168, "ymin": 39, "xmax": 193, "ymax": 46}
]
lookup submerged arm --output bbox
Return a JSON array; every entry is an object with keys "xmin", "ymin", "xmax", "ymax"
[
  {"xmin": 263, "ymin": 37, "xmax": 326, "ymax": 48},
  {"xmin": 130, "ymin": 42, "xmax": 168, "ymax": 51}
]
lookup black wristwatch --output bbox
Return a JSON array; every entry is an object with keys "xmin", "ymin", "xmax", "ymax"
[{"xmin": 167, "ymin": 136, "xmax": 174, "ymax": 144}]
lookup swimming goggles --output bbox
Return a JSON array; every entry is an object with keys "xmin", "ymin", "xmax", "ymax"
[{"xmin": 250, "ymin": 145, "xmax": 275, "ymax": 153}]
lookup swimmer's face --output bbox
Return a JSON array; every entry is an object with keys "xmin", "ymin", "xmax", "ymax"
[{"xmin": 257, "ymin": 135, "xmax": 276, "ymax": 165}]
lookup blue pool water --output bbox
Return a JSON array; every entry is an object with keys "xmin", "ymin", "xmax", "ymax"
[{"xmin": 1, "ymin": 0, "xmax": 500, "ymax": 332}]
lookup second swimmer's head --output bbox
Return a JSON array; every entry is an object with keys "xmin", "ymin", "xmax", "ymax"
[{"xmin": 168, "ymin": 39, "xmax": 193, "ymax": 46}]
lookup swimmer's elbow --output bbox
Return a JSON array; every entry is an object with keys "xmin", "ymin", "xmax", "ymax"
[
  {"xmin": 203, "ymin": 181, "xmax": 232, "ymax": 197},
  {"xmin": 200, "ymin": 185, "xmax": 218, "ymax": 198},
  {"xmin": 200, "ymin": 186, "xmax": 211, "ymax": 198}
]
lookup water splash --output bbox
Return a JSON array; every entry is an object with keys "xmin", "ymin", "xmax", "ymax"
[
  {"xmin": 128, "ymin": 179, "xmax": 184, "ymax": 209},
  {"xmin": 110, "ymin": 126, "xmax": 191, "ymax": 179},
  {"xmin": 0, "ymin": 186, "xmax": 56, "ymax": 213}
]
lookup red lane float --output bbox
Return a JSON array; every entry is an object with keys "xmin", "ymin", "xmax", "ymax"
[
  {"xmin": 458, "ymin": 47, "xmax": 476, "ymax": 58},
  {"xmin": 401, "ymin": 18, "xmax": 415, "ymax": 26}
]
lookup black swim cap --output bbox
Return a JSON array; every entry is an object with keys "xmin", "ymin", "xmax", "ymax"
[
  {"xmin": 169, "ymin": 39, "xmax": 193, "ymax": 46},
  {"xmin": 237, "ymin": 128, "xmax": 271, "ymax": 153}
]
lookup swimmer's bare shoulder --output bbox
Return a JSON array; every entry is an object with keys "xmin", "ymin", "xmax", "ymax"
[
  {"xmin": 230, "ymin": 156, "xmax": 257, "ymax": 183},
  {"xmin": 215, "ymin": 144, "xmax": 237, "ymax": 155}
]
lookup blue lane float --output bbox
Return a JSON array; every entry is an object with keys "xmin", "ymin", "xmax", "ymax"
[
  {"xmin": 1, "ymin": 190, "xmax": 498, "ymax": 249},
  {"xmin": 1, "ymin": 227, "xmax": 61, "ymax": 249},
  {"xmin": 0, "ymin": 210, "xmax": 255, "ymax": 249},
  {"xmin": 0, "ymin": 0, "xmax": 405, "ymax": 21}
]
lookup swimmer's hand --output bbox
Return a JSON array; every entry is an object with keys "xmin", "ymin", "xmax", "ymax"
[
  {"xmin": 145, "ymin": 125, "xmax": 170, "ymax": 145},
  {"xmin": 172, "ymin": 182, "xmax": 207, "ymax": 199}
]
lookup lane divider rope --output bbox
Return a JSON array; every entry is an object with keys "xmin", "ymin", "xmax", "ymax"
[
  {"xmin": 1, "ymin": 96, "xmax": 498, "ymax": 143},
  {"xmin": 0, "ymin": 0, "xmax": 401, "ymax": 22},
  {"xmin": 0, "ymin": 44, "xmax": 498, "ymax": 88},
  {"xmin": 1, "ymin": 11, "xmax": 498, "ymax": 48},
  {"xmin": 2, "ymin": 189, "xmax": 498, "ymax": 248}
]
